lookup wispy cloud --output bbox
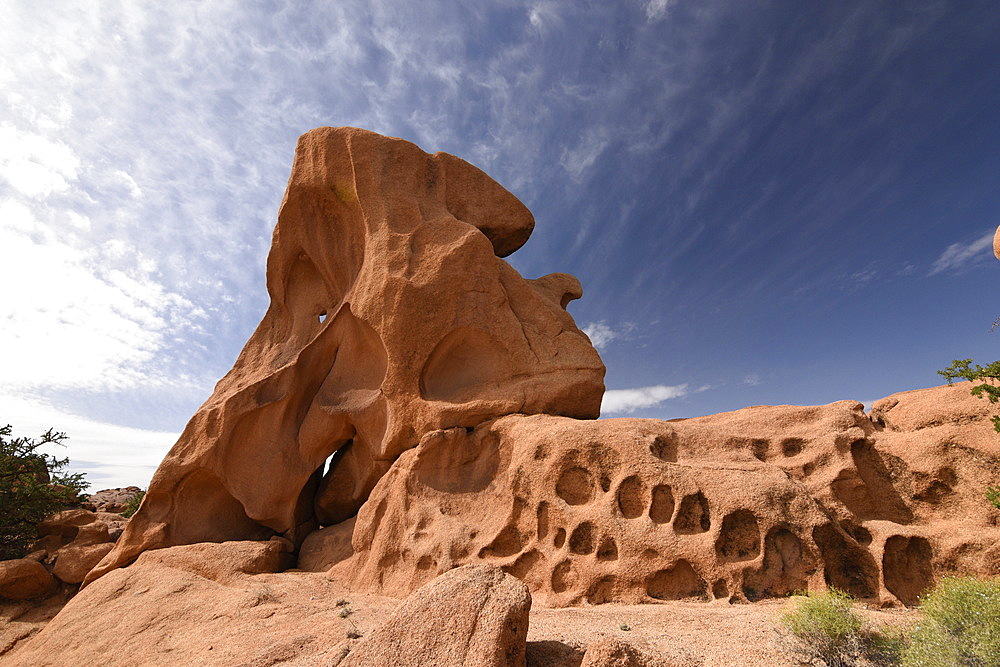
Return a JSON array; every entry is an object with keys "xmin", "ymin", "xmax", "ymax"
[
  {"xmin": 644, "ymin": 0, "xmax": 676, "ymax": 22},
  {"xmin": 602, "ymin": 383, "xmax": 688, "ymax": 414},
  {"xmin": 929, "ymin": 230, "xmax": 995, "ymax": 275},
  {"xmin": 581, "ymin": 320, "xmax": 635, "ymax": 350},
  {"xmin": 1, "ymin": 393, "xmax": 177, "ymax": 489}
]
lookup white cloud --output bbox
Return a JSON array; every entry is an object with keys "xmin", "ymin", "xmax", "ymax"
[
  {"xmin": 0, "ymin": 123, "xmax": 80, "ymax": 197},
  {"xmin": 602, "ymin": 383, "xmax": 688, "ymax": 414},
  {"xmin": 0, "ymin": 202, "xmax": 202, "ymax": 392},
  {"xmin": 929, "ymin": 230, "xmax": 995, "ymax": 275},
  {"xmin": 581, "ymin": 320, "xmax": 635, "ymax": 350},
  {"xmin": 644, "ymin": 0, "xmax": 676, "ymax": 22},
  {"xmin": 0, "ymin": 392, "xmax": 177, "ymax": 489},
  {"xmin": 743, "ymin": 374, "xmax": 761, "ymax": 386},
  {"xmin": 560, "ymin": 127, "xmax": 610, "ymax": 180}
]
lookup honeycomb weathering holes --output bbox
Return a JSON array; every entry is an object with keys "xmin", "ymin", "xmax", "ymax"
[
  {"xmin": 568, "ymin": 521, "xmax": 596, "ymax": 555},
  {"xmin": 646, "ymin": 560, "xmax": 707, "ymax": 600},
  {"xmin": 555, "ymin": 466, "xmax": 594, "ymax": 505},
  {"xmin": 616, "ymin": 475, "xmax": 646, "ymax": 519},
  {"xmin": 882, "ymin": 535, "xmax": 933, "ymax": 606},
  {"xmin": 649, "ymin": 484, "xmax": 674, "ymax": 523},
  {"xmin": 715, "ymin": 509, "xmax": 762, "ymax": 562},
  {"xmin": 674, "ymin": 491, "xmax": 711, "ymax": 534}
]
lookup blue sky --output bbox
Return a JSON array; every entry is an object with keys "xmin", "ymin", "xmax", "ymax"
[{"xmin": 2, "ymin": 1, "xmax": 999, "ymax": 488}]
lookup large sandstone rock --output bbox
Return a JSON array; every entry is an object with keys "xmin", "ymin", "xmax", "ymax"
[
  {"xmin": 328, "ymin": 382, "xmax": 999, "ymax": 607},
  {"xmin": 335, "ymin": 564, "xmax": 531, "ymax": 667},
  {"xmin": 0, "ymin": 560, "xmax": 56, "ymax": 600},
  {"xmin": 6, "ymin": 550, "xmax": 377, "ymax": 666},
  {"xmin": 88, "ymin": 127, "xmax": 604, "ymax": 584}
]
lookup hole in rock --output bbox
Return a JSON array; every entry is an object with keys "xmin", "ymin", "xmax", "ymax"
[
  {"xmin": 599, "ymin": 474, "xmax": 611, "ymax": 493},
  {"xmin": 536, "ymin": 502, "xmax": 550, "ymax": 540},
  {"xmin": 750, "ymin": 439, "xmax": 770, "ymax": 461},
  {"xmin": 649, "ymin": 484, "xmax": 675, "ymax": 524},
  {"xmin": 596, "ymin": 536, "xmax": 618, "ymax": 561},
  {"xmin": 556, "ymin": 466, "xmax": 594, "ymax": 506},
  {"xmin": 812, "ymin": 524, "xmax": 879, "ymax": 599},
  {"xmin": 839, "ymin": 521, "xmax": 872, "ymax": 546},
  {"xmin": 715, "ymin": 510, "xmax": 761, "ymax": 562},
  {"xmin": 553, "ymin": 528, "xmax": 566, "ymax": 549},
  {"xmin": 587, "ymin": 576, "xmax": 617, "ymax": 604},
  {"xmin": 503, "ymin": 549, "xmax": 543, "ymax": 581},
  {"xmin": 569, "ymin": 522, "xmax": 596, "ymax": 555},
  {"xmin": 616, "ymin": 475, "xmax": 646, "ymax": 519},
  {"xmin": 533, "ymin": 444, "xmax": 549, "ymax": 460},
  {"xmin": 781, "ymin": 438, "xmax": 805, "ymax": 457},
  {"xmin": 551, "ymin": 559, "xmax": 576, "ymax": 593},
  {"xmin": 839, "ymin": 440, "xmax": 913, "ymax": 524},
  {"xmin": 479, "ymin": 524, "xmax": 524, "ymax": 559},
  {"xmin": 674, "ymin": 491, "xmax": 711, "ymax": 534},
  {"xmin": 318, "ymin": 311, "xmax": 327, "ymax": 323},
  {"xmin": 646, "ymin": 560, "xmax": 707, "ymax": 600},
  {"xmin": 713, "ymin": 579, "xmax": 729, "ymax": 599},
  {"xmin": 648, "ymin": 433, "xmax": 678, "ymax": 462},
  {"xmin": 640, "ymin": 549, "xmax": 659, "ymax": 560},
  {"xmin": 882, "ymin": 535, "xmax": 933, "ymax": 606},
  {"xmin": 743, "ymin": 528, "xmax": 811, "ymax": 600}
]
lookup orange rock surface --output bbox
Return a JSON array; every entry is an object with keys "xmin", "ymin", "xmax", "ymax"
[{"xmin": 324, "ymin": 383, "xmax": 998, "ymax": 607}]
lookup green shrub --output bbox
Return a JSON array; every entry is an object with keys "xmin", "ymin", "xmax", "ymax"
[
  {"xmin": 986, "ymin": 486, "xmax": 1000, "ymax": 511},
  {"xmin": 781, "ymin": 589, "xmax": 901, "ymax": 666},
  {"xmin": 903, "ymin": 576, "xmax": 1000, "ymax": 667},
  {"xmin": 938, "ymin": 359, "xmax": 1000, "ymax": 433},
  {"xmin": 121, "ymin": 490, "xmax": 145, "ymax": 518},
  {"xmin": 0, "ymin": 424, "xmax": 89, "ymax": 559}
]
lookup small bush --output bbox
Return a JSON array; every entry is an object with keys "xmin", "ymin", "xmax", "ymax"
[
  {"xmin": 903, "ymin": 576, "xmax": 1000, "ymax": 667},
  {"xmin": 1, "ymin": 424, "xmax": 88, "ymax": 559},
  {"xmin": 986, "ymin": 486, "xmax": 1000, "ymax": 511},
  {"xmin": 121, "ymin": 490, "xmax": 145, "ymax": 518},
  {"xmin": 781, "ymin": 589, "xmax": 901, "ymax": 666}
]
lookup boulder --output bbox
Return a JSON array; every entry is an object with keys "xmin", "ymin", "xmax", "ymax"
[
  {"xmin": 131, "ymin": 540, "xmax": 294, "ymax": 583},
  {"xmin": 88, "ymin": 127, "xmax": 604, "ymax": 585},
  {"xmin": 0, "ymin": 559, "xmax": 56, "ymax": 600},
  {"xmin": 51, "ymin": 543, "xmax": 114, "ymax": 584},
  {"xmin": 297, "ymin": 516, "xmax": 356, "ymax": 572},
  {"xmin": 335, "ymin": 564, "xmax": 530, "ymax": 667}
]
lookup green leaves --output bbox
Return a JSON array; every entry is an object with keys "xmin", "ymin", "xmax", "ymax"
[{"xmin": 0, "ymin": 423, "xmax": 89, "ymax": 560}]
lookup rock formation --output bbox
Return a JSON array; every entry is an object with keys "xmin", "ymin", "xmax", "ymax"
[
  {"xmin": 315, "ymin": 383, "xmax": 998, "ymax": 607},
  {"xmin": 81, "ymin": 487, "xmax": 143, "ymax": 514},
  {"xmin": 82, "ymin": 128, "xmax": 998, "ymax": 607},
  {"xmin": 87, "ymin": 127, "xmax": 606, "ymax": 584}
]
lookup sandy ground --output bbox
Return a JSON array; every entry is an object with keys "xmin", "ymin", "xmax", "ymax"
[{"xmin": 1, "ymin": 569, "xmax": 919, "ymax": 666}]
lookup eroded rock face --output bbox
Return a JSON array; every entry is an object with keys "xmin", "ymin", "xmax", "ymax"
[
  {"xmin": 88, "ymin": 127, "xmax": 604, "ymax": 584},
  {"xmin": 326, "ymin": 383, "xmax": 999, "ymax": 606}
]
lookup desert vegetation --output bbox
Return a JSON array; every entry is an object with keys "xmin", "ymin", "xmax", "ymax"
[
  {"xmin": 0, "ymin": 424, "xmax": 88, "ymax": 560},
  {"xmin": 781, "ymin": 577, "xmax": 1000, "ymax": 667}
]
